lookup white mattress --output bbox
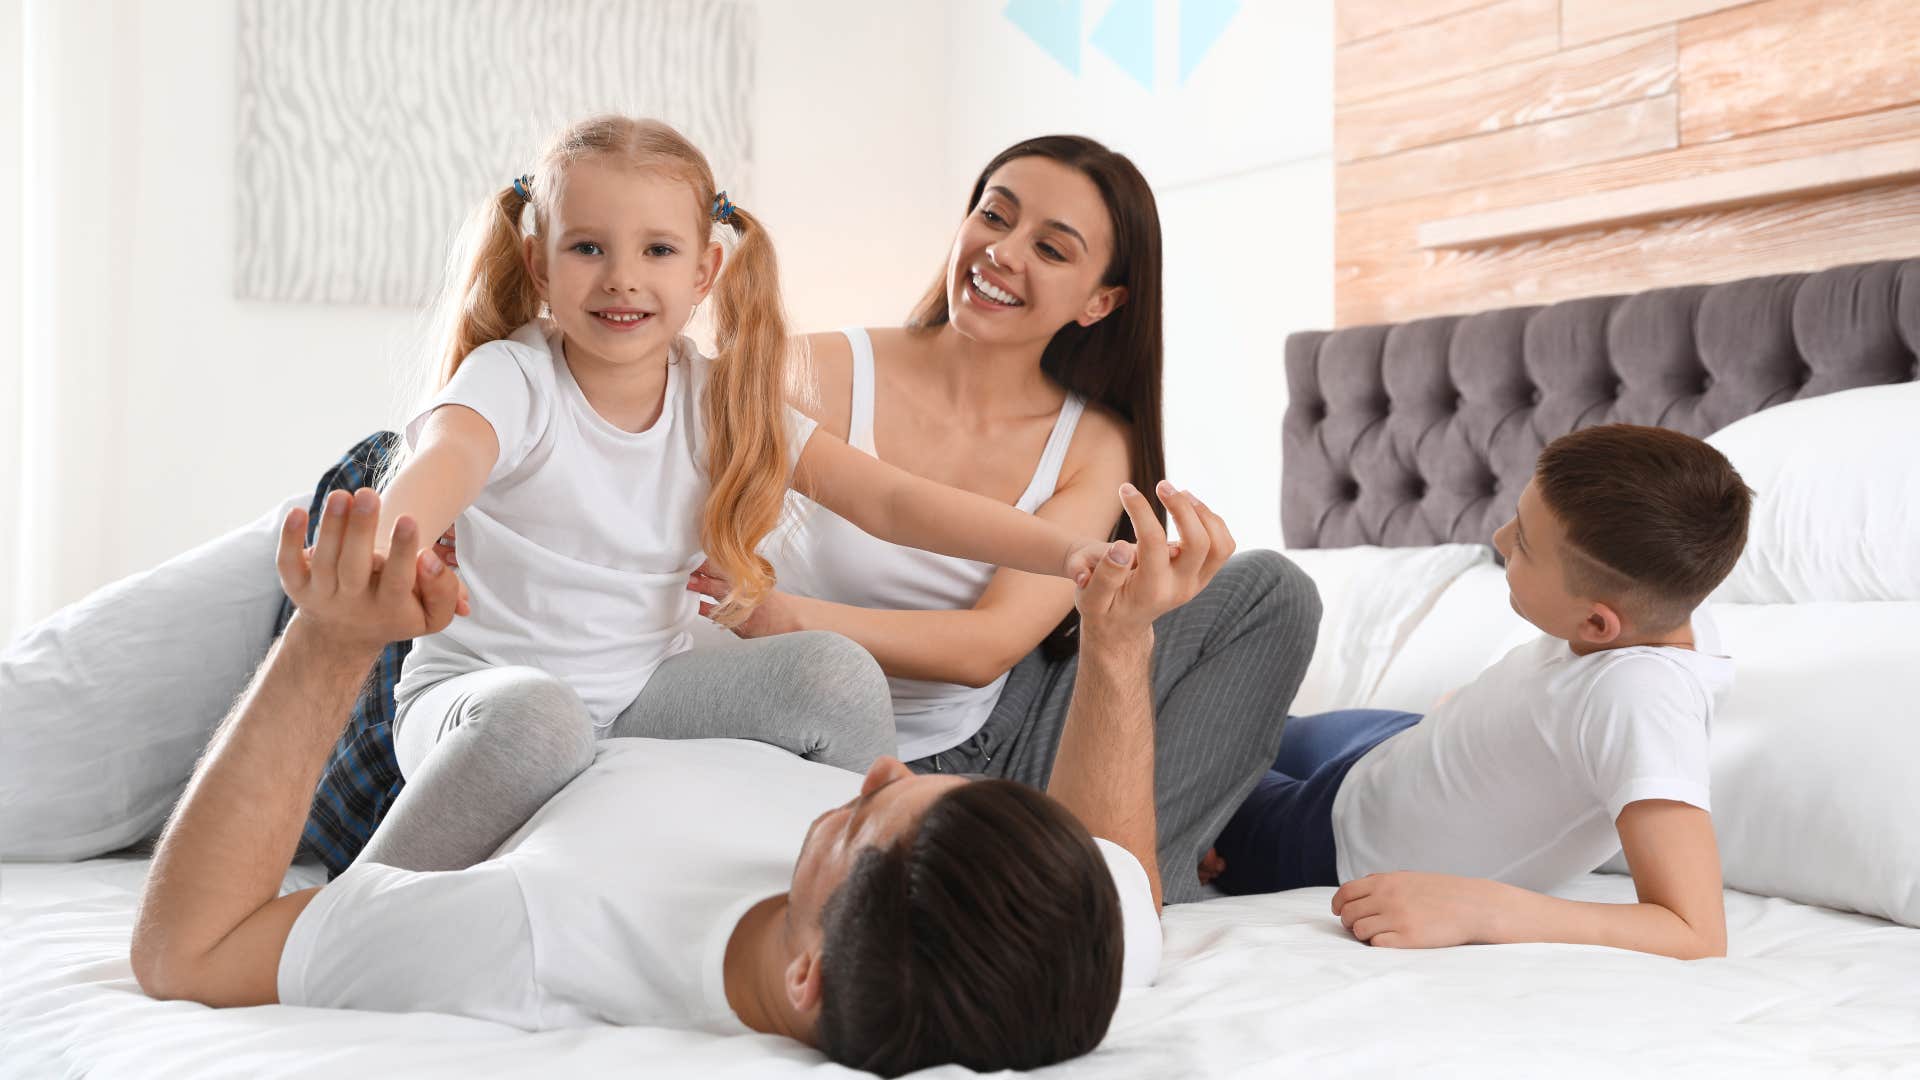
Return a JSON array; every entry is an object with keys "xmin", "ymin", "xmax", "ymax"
[{"xmin": 5, "ymin": 858, "xmax": 1918, "ymax": 1078}]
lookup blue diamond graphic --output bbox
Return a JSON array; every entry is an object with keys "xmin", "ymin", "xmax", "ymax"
[
  {"xmin": 1091, "ymin": 0, "xmax": 1156, "ymax": 90},
  {"xmin": 1004, "ymin": 0, "xmax": 1082, "ymax": 76},
  {"xmin": 1180, "ymin": 0, "xmax": 1240, "ymax": 84}
]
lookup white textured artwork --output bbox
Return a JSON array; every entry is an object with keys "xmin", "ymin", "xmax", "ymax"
[{"xmin": 236, "ymin": 0, "xmax": 754, "ymax": 306}]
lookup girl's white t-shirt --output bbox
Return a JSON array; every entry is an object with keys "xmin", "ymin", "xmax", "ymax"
[{"xmin": 394, "ymin": 321, "xmax": 817, "ymax": 726}]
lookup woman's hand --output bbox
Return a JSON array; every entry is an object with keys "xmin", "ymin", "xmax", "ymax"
[{"xmin": 686, "ymin": 561, "xmax": 802, "ymax": 638}]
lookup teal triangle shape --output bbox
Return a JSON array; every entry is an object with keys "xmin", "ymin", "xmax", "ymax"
[
  {"xmin": 1180, "ymin": 0, "xmax": 1240, "ymax": 84},
  {"xmin": 1091, "ymin": 0, "xmax": 1155, "ymax": 90},
  {"xmin": 1004, "ymin": 0, "xmax": 1082, "ymax": 76}
]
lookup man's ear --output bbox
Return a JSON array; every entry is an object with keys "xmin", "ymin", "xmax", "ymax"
[
  {"xmin": 523, "ymin": 235, "xmax": 548, "ymax": 299},
  {"xmin": 1580, "ymin": 600, "xmax": 1624, "ymax": 647},
  {"xmin": 785, "ymin": 942, "xmax": 826, "ymax": 1018},
  {"xmin": 1076, "ymin": 284, "xmax": 1128, "ymax": 327}
]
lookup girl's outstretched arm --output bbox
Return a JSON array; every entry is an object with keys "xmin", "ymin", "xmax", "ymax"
[
  {"xmin": 791, "ymin": 429, "xmax": 1110, "ymax": 582},
  {"xmin": 691, "ymin": 411, "xmax": 1132, "ymax": 686},
  {"xmin": 373, "ymin": 405, "xmax": 498, "ymax": 559}
]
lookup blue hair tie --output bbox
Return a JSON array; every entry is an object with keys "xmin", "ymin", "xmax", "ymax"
[
  {"xmin": 710, "ymin": 190, "xmax": 737, "ymax": 225},
  {"xmin": 512, "ymin": 174, "xmax": 534, "ymax": 201}
]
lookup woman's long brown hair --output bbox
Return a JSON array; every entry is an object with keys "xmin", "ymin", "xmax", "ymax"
[{"xmin": 908, "ymin": 135, "xmax": 1168, "ymax": 656}]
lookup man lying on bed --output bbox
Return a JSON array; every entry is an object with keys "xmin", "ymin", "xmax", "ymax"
[{"xmin": 128, "ymin": 482, "xmax": 1227, "ymax": 1076}]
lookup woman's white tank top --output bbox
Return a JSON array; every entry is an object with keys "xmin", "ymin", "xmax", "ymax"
[{"xmin": 767, "ymin": 328, "xmax": 1086, "ymax": 760}]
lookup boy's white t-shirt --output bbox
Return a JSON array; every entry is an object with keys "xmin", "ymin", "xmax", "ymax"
[
  {"xmin": 1332, "ymin": 613, "xmax": 1733, "ymax": 891},
  {"xmin": 394, "ymin": 322, "xmax": 818, "ymax": 725},
  {"xmin": 277, "ymin": 738, "xmax": 1161, "ymax": 1030}
]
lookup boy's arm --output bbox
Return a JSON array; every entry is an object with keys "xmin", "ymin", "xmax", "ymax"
[
  {"xmin": 791, "ymin": 429, "xmax": 1109, "ymax": 582},
  {"xmin": 1331, "ymin": 799, "xmax": 1726, "ymax": 960}
]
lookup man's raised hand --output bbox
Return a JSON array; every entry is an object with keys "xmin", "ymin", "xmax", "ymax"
[
  {"xmin": 277, "ymin": 488, "xmax": 465, "ymax": 652},
  {"xmin": 1075, "ymin": 479, "xmax": 1235, "ymax": 643}
]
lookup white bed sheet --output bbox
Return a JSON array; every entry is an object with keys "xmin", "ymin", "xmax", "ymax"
[{"xmin": 5, "ymin": 859, "xmax": 1918, "ymax": 1078}]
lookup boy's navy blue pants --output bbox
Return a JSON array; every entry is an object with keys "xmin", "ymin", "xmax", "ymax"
[{"xmin": 1212, "ymin": 708, "xmax": 1423, "ymax": 895}]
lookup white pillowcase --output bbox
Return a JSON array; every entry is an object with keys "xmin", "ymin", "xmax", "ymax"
[
  {"xmin": 0, "ymin": 497, "xmax": 296, "ymax": 860},
  {"xmin": 1282, "ymin": 545, "xmax": 1490, "ymax": 716},
  {"xmin": 1708, "ymin": 381, "xmax": 1920, "ymax": 604},
  {"xmin": 1704, "ymin": 601, "xmax": 1920, "ymax": 927},
  {"xmin": 1365, "ymin": 561, "xmax": 1535, "ymax": 714}
]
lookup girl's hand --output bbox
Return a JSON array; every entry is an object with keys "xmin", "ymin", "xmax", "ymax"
[
  {"xmin": 428, "ymin": 524, "xmax": 473, "ymax": 612},
  {"xmin": 279, "ymin": 488, "xmax": 466, "ymax": 652},
  {"xmin": 686, "ymin": 561, "xmax": 799, "ymax": 638},
  {"xmin": 1066, "ymin": 540, "xmax": 1112, "ymax": 587}
]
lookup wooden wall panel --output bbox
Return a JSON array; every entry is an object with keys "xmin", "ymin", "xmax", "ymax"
[
  {"xmin": 1333, "ymin": 0, "xmax": 1920, "ymax": 326},
  {"xmin": 1679, "ymin": 0, "xmax": 1920, "ymax": 145},
  {"xmin": 1336, "ymin": 29, "xmax": 1675, "ymax": 163},
  {"xmin": 1335, "ymin": 0, "xmax": 1494, "ymax": 45},
  {"xmin": 1337, "ymin": 182, "xmax": 1920, "ymax": 325},
  {"xmin": 1335, "ymin": 0, "xmax": 1557, "ymax": 105},
  {"xmin": 1338, "ymin": 97, "xmax": 1676, "ymax": 211},
  {"xmin": 1560, "ymin": 0, "xmax": 1755, "ymax": 48}
]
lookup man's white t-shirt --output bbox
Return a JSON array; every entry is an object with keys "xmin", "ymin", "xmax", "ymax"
[
  {"xmin": 394, "ymin": 322, "xmax": 819, "ymax": 726},
  {"xmin": 278, "ymin": 738, "xmax": 1160, "ymax": 1030},
  {"xmin": 1332, "ymin": 615, "xmax": 1733, "ymax": 891}
]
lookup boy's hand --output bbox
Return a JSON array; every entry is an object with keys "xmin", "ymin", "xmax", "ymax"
[
  {"xmin": 1332, "ymin": 871, "xmax": 1501, "ymax": 949},
  {"xmin": 279, "ymin": 488, "xmax": 465, "ymax": 653}
]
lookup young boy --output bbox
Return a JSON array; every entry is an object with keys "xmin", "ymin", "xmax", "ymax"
[{"xmin": 1208, "ymin": 424, "xmax": 1751, "ymax": 960}]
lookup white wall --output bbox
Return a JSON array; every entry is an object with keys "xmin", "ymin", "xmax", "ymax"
[
  {"xmin": 943, "ymin": 0, "xmax": 1334, "ymax": 552},
  {"xmin": 2, "ymin": 0, "xmax": 23, "ymax": 642},
  {"xmin": 11, "ymin": 0, "xmax": 956, "ymax": 634}
]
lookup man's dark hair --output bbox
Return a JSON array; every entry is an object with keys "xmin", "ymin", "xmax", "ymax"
[
  {"xmin": 815, "ymin": 778, "xmax": 1125, "ymax": 1076},
  {"xmin": 1535, "ymin": 423, "xmax": 1753, "ymax": 632}
]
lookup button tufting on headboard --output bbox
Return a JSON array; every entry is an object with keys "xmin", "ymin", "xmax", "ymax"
[{"xmin": 1281, "ymin": 258, "xmax": 1920, "ymax": 549}]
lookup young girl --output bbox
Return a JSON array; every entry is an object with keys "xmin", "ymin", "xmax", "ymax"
[{"xmin": 354, "ymin": 115, "xmax": 1109, "ymax": 873}]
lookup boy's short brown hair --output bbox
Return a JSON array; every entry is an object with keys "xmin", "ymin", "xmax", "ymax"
[{"xmin": 1534, "ymin": 424, "xmax": 1752, "ymax": 633}]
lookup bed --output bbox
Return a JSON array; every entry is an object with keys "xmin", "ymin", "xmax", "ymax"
[{"xmin": 6, "ymin": 259, "xmax": 1920, "ymax": 1076}]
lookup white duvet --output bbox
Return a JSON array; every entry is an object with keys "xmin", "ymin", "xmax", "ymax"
[{"xmin": 5, "ymin": 858, "xmax": 1917, "ymax": 1078}]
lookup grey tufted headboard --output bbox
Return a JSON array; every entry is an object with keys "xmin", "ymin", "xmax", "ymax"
[{"xmin": 1282, "ymin": 258, "xmax": 1920, "ymax": 549}]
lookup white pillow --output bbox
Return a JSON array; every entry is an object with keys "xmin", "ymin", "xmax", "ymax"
[
  {"xmin": 1701, "ymin": 601, "xmax": 1920, "ymax": 928},
  {"xmin": 0, "ymin": 496, "xmax": 297, "ymax": 860},
  {"xmin": 1282, "ymin": 545, "xmax": 1490, "ymax": 716},
  {"xmin": 1708, "ymin": 382, "xmax": 1920, "ymax": 604},
  {"xmin": 1366, "ymin": 561, "xmax": 1535, "ymax": 714}
]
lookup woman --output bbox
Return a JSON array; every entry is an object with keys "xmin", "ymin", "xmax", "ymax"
[{"xmin": 686, "ymin": 136, "xmax": 1322, "ymax": 904}]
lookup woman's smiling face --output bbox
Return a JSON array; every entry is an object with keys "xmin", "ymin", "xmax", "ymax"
[{"xmin": 943, "ymin": 155, "xmax": 1126, "ymax": 348}]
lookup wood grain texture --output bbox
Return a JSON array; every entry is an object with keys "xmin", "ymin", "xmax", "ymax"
[
  {"xmin": 1337, "ymin": 181, "xmax": 1920, "ymax": 325},
  {"xmin": 1560, "ymin": 0, "xmax": 1756, "ymax": 48},
  {"xmin": 1334, "ymin": 0, "xmax": 1557, "ymax": 105},
  {"xmin": 1679, "ymin": 0, "xmax": 1920, "ymax": 144},
  {"xmin": 1336, "ymin": 28, "xmax": 1674, "ymax": 162},
  {"xmin": 1420, "ymin": 137, "xmax": 1920, "ymax": 247},
  {"xmin": 1337, "ymin": 96, "xmax": 1676, "ymax": 211},
  {"xmin": 1340, "ymin": 103, "xmax": 1920, "ymax": 266},
  {"xmin": 1335, "ymin": 0, "xmax": 1496, "ymax": 45}
]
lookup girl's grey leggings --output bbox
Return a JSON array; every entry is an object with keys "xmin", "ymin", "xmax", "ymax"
[{"xmin": 359, "ymin": 630, "xmax": 896, "ymax": 872}]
